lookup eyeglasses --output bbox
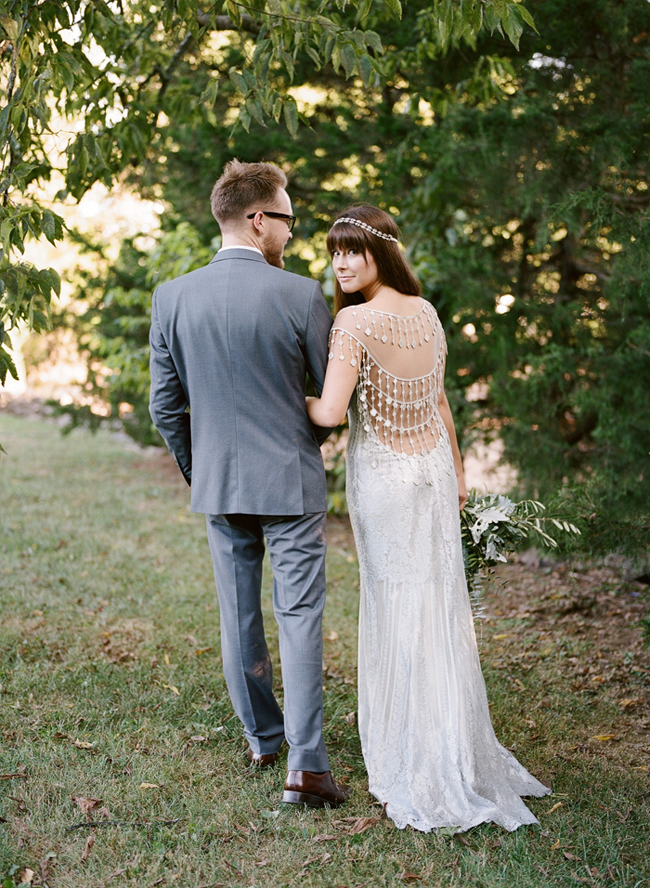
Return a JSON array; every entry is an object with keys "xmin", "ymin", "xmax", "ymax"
[{"xmin": 246, "ymin": 210, "xmax": 297, "ymax": 232}]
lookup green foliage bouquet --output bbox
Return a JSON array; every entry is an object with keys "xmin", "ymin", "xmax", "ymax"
[{"xmin": 460, "ymin": 491, "xmax": 581, "ymax": 597}]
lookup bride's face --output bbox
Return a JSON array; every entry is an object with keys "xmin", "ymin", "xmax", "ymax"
[{"xmin": 332, "ymin": 247, "xmax": 379, "ymax": 294}]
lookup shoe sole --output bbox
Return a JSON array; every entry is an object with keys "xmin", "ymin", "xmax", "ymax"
[{"xmin": 281, "ymin": 790, "xmax": 346, "ymax": 808}]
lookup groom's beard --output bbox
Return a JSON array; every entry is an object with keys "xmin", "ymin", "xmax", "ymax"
[{"xmin": 261, "ymin": 235, "xmax": 285, "ymax": 269}]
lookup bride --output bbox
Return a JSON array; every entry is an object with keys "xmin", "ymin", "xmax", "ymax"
[{"xmin": 307, "ymin": 206, "xmax": 550, "ymax": 832}]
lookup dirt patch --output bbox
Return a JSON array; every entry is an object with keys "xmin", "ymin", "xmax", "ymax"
[{"xmin": 98, "ymin": 617, "xmax": 156, "ymax": 664}]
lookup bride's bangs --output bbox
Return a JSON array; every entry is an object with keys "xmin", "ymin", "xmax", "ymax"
[{"xmin": 326, "ymin": 223, "xmax": 372, "ymax": 257}]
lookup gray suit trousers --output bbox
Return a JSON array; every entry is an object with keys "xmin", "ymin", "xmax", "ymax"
[{"xmin": 206, "ymin": 512, "xmax": 329, "ymax": 773}]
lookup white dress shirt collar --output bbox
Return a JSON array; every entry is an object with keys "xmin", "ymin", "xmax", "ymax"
[{"xmin": 218, "ymin": 244, "xmax": 264, "ymax": 255}]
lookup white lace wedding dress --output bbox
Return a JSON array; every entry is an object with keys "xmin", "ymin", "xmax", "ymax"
[{"xmin": 330, "ymin": 300, "xmax": 550, "ymax": 833}]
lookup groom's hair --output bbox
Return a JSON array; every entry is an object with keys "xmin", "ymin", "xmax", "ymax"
[{"xmin": 211, "ymin": 160, "xmax": 287, "ymax": 225}]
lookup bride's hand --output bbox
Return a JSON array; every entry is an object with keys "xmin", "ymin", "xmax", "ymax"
[{"xmin": 457, "ymin": 472, "xmax": 468, "ymax": 511}]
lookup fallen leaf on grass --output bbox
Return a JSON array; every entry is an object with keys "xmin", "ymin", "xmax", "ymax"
[
  {"xmin": 140, "ymin": 782, "xmax": 160, "ymax": 790},
  {"xmin": 14, "ymin": 818, "xmax": 36, "ymax": 840},
  {"xmin": 453, "ymin": 834, "xmax": 475, "ymax": 851},
  {"xmin": 18, "ymin": 869, "xmax": 35, "ymax": 885},
  {"xmin": 344, "ymin": 712, "xmax": 356, "ymax": 727},
  {"xmin": 9, "ymin": 796, "xmax": 28, "ymax": 812},
  {"xmin": 399, "ymin": 872, "xmax": 423, "ymax": 883},
  {"xmin": 81, "ymin": 833, "xmax": 95, "ymax": 863},
  {"xmin": 619, "ymin": 698, "xmax": 641, "ymax": 709},
  {"xmin": 161, "ymin": 682, "xmax": 180, "ymax": 696},
  {"xmin": 73, "ymin": 740, "xmax": 95, "ymax": 750},
  {"xmin": 550, "ymin": 839, "xmax": 561, "ymax": 850},
  {"xmin": 548, "ymin": 802, "xmax": 563, "ymax": 814},
  {"xmin": 301, "ymin": 856, "xmax": 321, "ymax": 869},
  {"xmin": 312, "ymin": 833, "xmax": 337, "ymax": 843},
  {"xmin": 349, "ymin": 816, "xmax": 381, "ymax": 835},
  {"xmin": 300, "ymin": 853, "xmax": 331, "ymax": 869},
  {"xmin": 255, "ymin": 859, "xmax": 270, "ymax": 867},
  {"xmin": 71, "ymin": 796, "xmax": 104, "ymax": 818},
  {"xmin": 324, "ymin": 630, "xmax": 339, "ymax": 641},
  {"xmin": 563, "ymin": 851, "xmax": 579, "ymax": 861},
  {"xmin": 194, "ymin": 647, "xmax": 212, "ymax": 656},
  {"xmin": 39, "ymin": 852, "xmax": 56, "ymax": 883},
  {"xmin": 591, "ymin": 734, "xmax": 616, "ymax": 742}
]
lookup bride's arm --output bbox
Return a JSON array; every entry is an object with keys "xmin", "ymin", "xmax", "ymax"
[
  {"xmin": 438, "ymin": 385, "xmax": 468, "ymax": 510},
  {"xmin": 306, "ymin": 346, "xmax": 359, "ymax": 428}
]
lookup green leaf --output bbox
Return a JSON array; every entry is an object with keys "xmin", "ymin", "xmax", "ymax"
[
  {"xmin": 225, "ymin": 0, "xmax": 241, "ymax": 27},
  {"xmin": 280, "ymin": 50, "xmax": 295, "ymax": 81},
  {"xmin": 358, "ymin": 53, "xmax": 374, "ymax": 87},
  {"xmin": 0, "ymin": 15, "xmax": 19, "ymax": 42},
  {"xmin": 306, "ymin": 46, "xmax": 322, "ymax": 70},
  {"xmin": 228, "ymin": 68, "xmax": 248, "ymax": 96},
  {"xmin": 238, "ymin": 106, "xmax": 252, "ymax": 132},
  {"xmin": 41, "ymin": 210, "xmax": 56, "ymax": 243},
  {"xmin": 502, "ymin": 5, "xmax": 523, "ymax": 48},
  {"xmin": 242, "ymin": 68, "xmax": 257, "ymax": 90},
  {"xmin": 283, "ymin": 100, "xmax": 298, "ymax": 137},
  {"xmin": 47, "ymin": 267, "xmax": 61, "ymax": 297},
  {"xmin": 384, "ymin": 0, "xmax": 402, "ymax": 19},
  {"xmin": 517, "ymin": 3, "xmax": 537, "ymax": 30},
  {"xmin": 1, "ymin": 218, "xmax": 14, "ymax": 255},
  {"xmin": 246, "ymin": 97, "xmax": 266, "ymax": 127},
  {"xmin": 0, "ymin": 344, "xmax": 18, "ymax": 384},
  {"xmin": 357, "ymin": 0, "xmax": 373, "ymax": 23},
  {"xmin": 340, "ymin": 44, "xmax": 357, "ymax": 78},
  {"xmin": 484, "ymin": 4, "xmax": 503, "ymax": 33},
  {"xmin": 364, "ymin": 30, "xmax": 383, "ymax": 54},
  {"xmin": 200, "ymin": 79, "xmax": 219, "ymax": 106}
]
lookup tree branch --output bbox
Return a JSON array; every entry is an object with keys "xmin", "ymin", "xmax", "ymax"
[{"xmin": 196, "ymin": 12, "xmax": 261, "ymax": 35}]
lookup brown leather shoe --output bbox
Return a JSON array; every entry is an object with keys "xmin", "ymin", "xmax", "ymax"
[
  {"xmin": 282, "ymin": 770, "xmax": 350, "ymax": 808},
  {"xmin": 246, "ymin": 747, "xmax": 278, "ymax": 769}
]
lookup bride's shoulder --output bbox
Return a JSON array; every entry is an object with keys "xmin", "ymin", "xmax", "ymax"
[{"xmin": 332, "ymin": 305, "xmax": 362, "ymax": 332}]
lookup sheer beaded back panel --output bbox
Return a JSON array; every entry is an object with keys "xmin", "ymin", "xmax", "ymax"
[{"xmin": 329, "ymin": 302, "xmax": 447, "ymax": 456}]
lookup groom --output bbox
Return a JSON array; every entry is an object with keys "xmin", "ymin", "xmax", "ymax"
[{"xmin": 148, "ymin": 160, "xmax": 348, "ymax": 808}]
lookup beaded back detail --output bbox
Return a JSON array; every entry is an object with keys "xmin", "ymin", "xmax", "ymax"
[{"xmin": 328, "ymin": 302, "xmax": 447, "ymax": 457}]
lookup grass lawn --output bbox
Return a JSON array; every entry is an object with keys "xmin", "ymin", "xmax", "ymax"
[{"xmin": 0, "ymin": 412, "xmax": 648, "ymax": 888}]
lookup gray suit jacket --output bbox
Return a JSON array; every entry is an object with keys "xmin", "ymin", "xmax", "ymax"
[{"xmin": 149, "ymin": 248, "xmax": 333, "ymax": 515}]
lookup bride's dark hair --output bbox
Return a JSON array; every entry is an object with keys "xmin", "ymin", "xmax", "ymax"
[{"xmin": 326, "ymin": 205, "xmax": 421, "ymax": 314}]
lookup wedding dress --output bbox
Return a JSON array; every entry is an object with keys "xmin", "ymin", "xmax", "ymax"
[{"xmin": 330, "ymin": 300, "xmax": 550, "ymax": 832}]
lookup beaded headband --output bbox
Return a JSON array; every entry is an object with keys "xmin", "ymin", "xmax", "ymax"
[{"xmin": 332, "ymin": 217, "xmax": 399, "ymax": 243}]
